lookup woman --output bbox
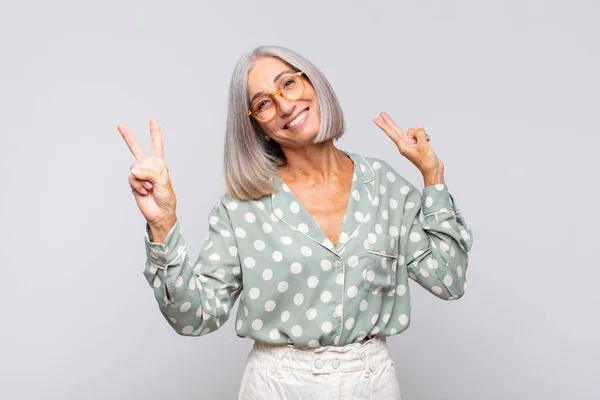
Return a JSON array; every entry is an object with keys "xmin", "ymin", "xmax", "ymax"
[{"xmin": 119, "ymin": 45, "xmax": 473, "ymax": 399}]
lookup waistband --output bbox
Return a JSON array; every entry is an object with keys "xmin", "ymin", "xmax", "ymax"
[{"xmin": 250, "ymin": 337, "xmax": 390, "ymax": 376}]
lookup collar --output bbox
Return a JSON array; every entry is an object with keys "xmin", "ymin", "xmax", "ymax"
[{"xmin": 269, "ymin": 150, "xmax": 374, "ymax": 255}]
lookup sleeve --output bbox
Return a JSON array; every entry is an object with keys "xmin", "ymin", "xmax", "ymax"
[
  {"xmin": 398, "ymin": 182, "xmax": 474, "ymax": 300},
  {"xmin": 142, "ymin": 198, "xmax": 243, "ymax": 336}
]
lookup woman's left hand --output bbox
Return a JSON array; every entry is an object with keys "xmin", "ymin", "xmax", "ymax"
[{"xmin": 373, "ymin": 112, "xmax": 444, "ymax": 175}]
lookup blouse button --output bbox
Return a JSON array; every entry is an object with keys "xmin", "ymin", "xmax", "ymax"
[
  {"xmin": 314, "ymin": 359, "xmax": 324, "ymax": 369},
  {"xmin": 333, "ymin": 312, "xmax": 339, "ymax": 318},
  {"xmin": 331, "ymin": 359, "xmax": 340, "ymax": 369},
  {"xmin": 334, "ymin": 260, "xmax": 342, "ymax": 268}
]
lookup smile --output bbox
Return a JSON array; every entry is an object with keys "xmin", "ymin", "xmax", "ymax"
[{"xmin": 285, "ymin": 109, "xmax": 309, "ymax": 129}]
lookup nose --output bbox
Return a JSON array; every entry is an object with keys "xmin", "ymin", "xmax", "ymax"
[{"xmin": 275, "ymin": 94, "xmax": 296, "ymax": 116}]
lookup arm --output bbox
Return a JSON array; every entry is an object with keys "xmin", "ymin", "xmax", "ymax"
[
  {"xmin": 398, "ymin": 182, "xmax": 473, "ymax": 300},
  {"xmin": 142, "ymin": 198, "xmax": 242, "ymax": 335},
  {"xmin": 369, "ymin": 114, "xmax": 472, "ymax": 299}
]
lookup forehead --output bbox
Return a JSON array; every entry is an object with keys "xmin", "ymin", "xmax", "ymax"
[{"xmin": 247, "ymin": 57, "xmax": 293, "ymax": 97}]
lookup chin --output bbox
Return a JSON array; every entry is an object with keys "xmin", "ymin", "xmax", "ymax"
[{"xmin": 293, "ymin": 123, "xmax": 320, "ymax": 141}]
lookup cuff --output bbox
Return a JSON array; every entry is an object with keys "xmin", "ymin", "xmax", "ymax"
[
  {"xmin": 144, "ymin": 219, "xmax": 184, "ymax": 268},
  {"xmin": 422, "ymin": 184, "xmax": 456, "ymax": 218}
]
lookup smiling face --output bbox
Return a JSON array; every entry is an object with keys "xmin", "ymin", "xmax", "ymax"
[{"xmin": 247, "ymin": 57, "xmax": 321, "ymax": 148}]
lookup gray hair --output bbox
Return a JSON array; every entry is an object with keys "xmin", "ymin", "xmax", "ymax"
[{"xmin": 223, "ymin": 45, "xmax": 345, "ymax": 200}]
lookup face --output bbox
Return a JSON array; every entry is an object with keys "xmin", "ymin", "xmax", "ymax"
[{"xmin": 247, "ymin": 57, "xmax": 320, "ymax": 147}]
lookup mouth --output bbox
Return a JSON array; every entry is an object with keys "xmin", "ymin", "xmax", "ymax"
[{"xmin": 284, "ymin": 108, "xmax": 309, "ymax": 130}]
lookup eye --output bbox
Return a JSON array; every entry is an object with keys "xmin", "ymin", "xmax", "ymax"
[
  {"xmin": 282, "ymin": 78, "xmax": 296, "ymax": 88},
  {"xmin": 255, "ymin": 98, "xmax": 271, "ymax": 111}
]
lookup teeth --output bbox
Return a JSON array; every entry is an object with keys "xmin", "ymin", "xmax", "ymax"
[{"xmin": 287, "ymin": 110, "xmax": 308, "ymax": 128}]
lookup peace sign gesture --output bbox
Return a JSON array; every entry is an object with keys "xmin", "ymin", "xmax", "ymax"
[
  {"xmin": 118, "ymin": 119, "xmax": 177, "ymax": 228},
  {"xmin": 373, "ymin": 112, "xmax": 444, "ymax": 176}
]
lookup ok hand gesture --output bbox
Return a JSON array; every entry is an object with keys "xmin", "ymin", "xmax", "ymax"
[{"xmin": 118, "ymin": 119, "xmax": 177, "ymax": 227}]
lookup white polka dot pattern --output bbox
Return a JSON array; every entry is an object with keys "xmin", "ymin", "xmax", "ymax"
[{"xmin": 142, "ymin": 150, "xmax": 473, "ymax": 345}]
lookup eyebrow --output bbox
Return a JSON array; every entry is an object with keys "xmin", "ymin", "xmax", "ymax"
[{"xmin": 249, "ymin": 69, "xmax": 296, "ymax": 104}]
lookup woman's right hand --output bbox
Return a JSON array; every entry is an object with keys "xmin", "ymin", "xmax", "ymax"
[{"xmin": 118, "ymin": 119, "xmax": 177, "ymax": 230}]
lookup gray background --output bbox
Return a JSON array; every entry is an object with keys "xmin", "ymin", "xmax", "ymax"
[{"xmin": 1, "ymin": 0, "xmax": 598, "ymax": 399}]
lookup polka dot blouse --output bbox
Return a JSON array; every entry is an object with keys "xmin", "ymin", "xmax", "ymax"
[{"xmin": 143, "ymin": 150, "xmax": 474, "ymax": 347}]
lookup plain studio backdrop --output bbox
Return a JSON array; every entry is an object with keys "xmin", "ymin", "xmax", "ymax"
[{"xmin": 1, "ymin": 0, "xmax": 598, "ymax": 399}]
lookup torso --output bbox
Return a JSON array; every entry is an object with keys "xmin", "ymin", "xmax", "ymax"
[{"xmin": 277, "ymin": 153, "xmax": 354, "ymax": 247}]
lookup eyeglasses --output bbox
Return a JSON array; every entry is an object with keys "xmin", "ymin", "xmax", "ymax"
[{"xmin": 248, "ymin": 71, "xmax": 306, "ymax": 123}]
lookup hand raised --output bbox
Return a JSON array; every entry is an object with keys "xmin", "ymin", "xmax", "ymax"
[
  {"xmin": 373, "ymin": 112, "xmax": 444, "ymax": 175},
  {"xmin": 118, "ymin": 119, "xmax": 177, "ymax": 226}
]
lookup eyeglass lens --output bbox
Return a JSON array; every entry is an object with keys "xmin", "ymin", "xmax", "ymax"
[{"xmin": 252, "ymin": 75, "xmax": 304, "ymax": 121}]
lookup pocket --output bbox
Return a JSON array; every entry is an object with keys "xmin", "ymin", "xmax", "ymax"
[{"xmin": 364, "ymin": 234, "xmax": 398, "ymax": 292}]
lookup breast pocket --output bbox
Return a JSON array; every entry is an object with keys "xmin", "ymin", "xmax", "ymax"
[{"xmin": 363, "ymin": 234, "xmax": 398, "ymax": 292}]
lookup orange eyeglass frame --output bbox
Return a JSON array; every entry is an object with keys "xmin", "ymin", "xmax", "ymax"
[{"xmin": 247, "ymin": 71, "xmax": 305, "ymax": 123}]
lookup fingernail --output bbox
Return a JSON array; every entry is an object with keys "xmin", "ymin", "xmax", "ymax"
[
  {"xmin": 143, "ymin": 181, "xmax": 153, "ymax": 190},
  {"xmin": 131, "ymin": 168, "xmax": 140, "ymax": 176},
  {"xmin": 140, "ymin": 188, "xmax": 148, "ymax": 195}
]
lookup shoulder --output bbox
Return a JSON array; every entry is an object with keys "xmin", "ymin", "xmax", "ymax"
[
  {"xmin": 354, "ymin": 152, "xmax": 418, "ymax": 192},
  {"xmin": 212, "ymin": 192, "xmax": 270, "ymax": 217}
]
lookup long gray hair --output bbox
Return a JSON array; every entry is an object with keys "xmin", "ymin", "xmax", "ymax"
[{"xmin": 223, "ymin": 45, "xmax": 345, "ymax": 200}]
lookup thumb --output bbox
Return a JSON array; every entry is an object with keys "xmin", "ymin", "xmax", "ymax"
[
  {"xmin": 415, "ymin": 125, "xmax": 428, "ymax": 144},
  {"xmin": 130, "ymin": 167, "xmax": 163, "ymax": 184}
]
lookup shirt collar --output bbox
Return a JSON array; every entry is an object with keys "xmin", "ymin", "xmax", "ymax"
[{"xmin": 269, "ymin": 149, "xmax": 374, "ymax": 254}]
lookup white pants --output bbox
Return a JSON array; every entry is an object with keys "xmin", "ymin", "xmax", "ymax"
[{"xmin": 237, "ymin": 337, "xmax": 402, "ymax": 399}]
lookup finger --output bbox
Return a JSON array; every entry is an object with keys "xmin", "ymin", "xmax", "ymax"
[
  {"xmin": 130, "ymin": 166, "xmax": 164, "ymax": 185},
  {"xmin": 131, "ymin": 187, "xmax": 145, "ymax": 202},
  {"xmin": 407, "ymin": 128, "xmax": 421, "ymax": 146},
  {"xmin": 408, "ymin": 127, "xmax": 430, "ymax": 142},
  {"xmin": 373, "ymin": 118, "xmax": 404, "ymax": 149},
  {"xmin": 118, "ymin": 124, "xmax": 147, "ymax": 163},
  {"xmin": 379, "ymin": 112, "xmax": 406, "ymax": 137},
  {"xmin": 128, "ymin": 174, "xmax": 148, "ymax": 195},
  {"xmin": 130, "ymin": 163, "xmax": 153, "ymax": 189},
  {"xmin": 415, "ymin": 125, "xmax": 429, "ymax": 145},
  {"xmin": 149, "ymin": 119, "xmax": 164, "ymax": 159},
  {"xmin": 416, "ymin": 124, "xmax": 431, "ymax": 141}
]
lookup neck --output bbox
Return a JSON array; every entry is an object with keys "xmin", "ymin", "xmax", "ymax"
[{"xmin": 278, "ymin": 142, "xmax": 350, "ymax": 185}]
